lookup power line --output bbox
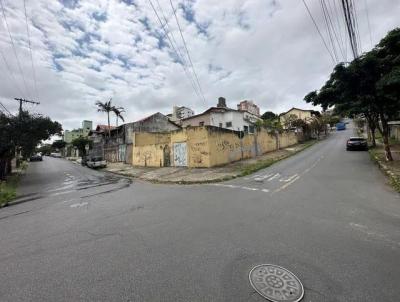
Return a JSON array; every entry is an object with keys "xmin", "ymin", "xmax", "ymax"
[
  {"xmin": 350, "ymin": 0, "xmax": 362, "ymax": 53},
  {"xmin": 0, "ymin": 49, "xmax": 26, "ymax": 97},
  {"xmin": 147, "ymin": 0, "xmax": 203, "ymax": 104},
  {"xmin": 0, "ymin": 101, "xmax": 13, "ymax": 116},
  {"xmin": 23, "ymin": 0, "xmax": 39, "ymax": 100},
  {"xmin": 14, "ymin": 97, "xmax": 39, "ymax": 116},
  {"xmin": 302, "ymin": 0, "xmax": 336, "ymax": 65},
  {"xmin": 320, "ymin": 0, "xmax": 339, "ymax": 62},
  {"xmin": 332, "ymin": 0, "xmax": 348, "ymax": 61},
  {"xmin": 0, "ymin": 0, "xmax": 30, "ymax": 97},
  {"xmin": 169, "ymin": 0, "xmax": 206, "ymax": 105},
  {"xmin": 341, "ymin": 0, "xmax": 359, "ymax": 59},
  {"xmin": 363, "ymin": 0, "xmax": 373, "ymax": 48},
  {"xmin": 323, "ymin": 0, "xmax": 346, "ymax": 61},
  {"xmin": 153, "ymin": 0, "xmax": 202, "ymax": 101}
]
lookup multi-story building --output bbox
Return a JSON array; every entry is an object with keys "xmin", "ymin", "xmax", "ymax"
[
  {"xmin": 169, "ymin": 106, "xmax": 194, "ymax": 122},
  {"xmin": 237, "ymin": 100, "xmax": 260, "ymax": 117},
  {"xmin": 181, "ymin": 97, "xmax": 260, "ymax": 133},
  {"xmin": 64, "ymin": 120, "xmax": 93, "ymax": 143}
]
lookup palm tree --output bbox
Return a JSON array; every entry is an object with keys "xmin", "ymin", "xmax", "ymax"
[
  {"xmin": 113, "ymin": 106, "xmax": 125, "ymax": 127},
  {"xmin": 96, "ymin": 98, "xmax": 114, "ymax": 137}
]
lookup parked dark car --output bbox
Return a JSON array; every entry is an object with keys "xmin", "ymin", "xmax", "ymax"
[
  {"xmin": 30, "ymin": 153, "xmax": 43, "ymax": 161},
  {"xmin": 346, "ymin": 137, "xmax": 368, "ymax": 151}
]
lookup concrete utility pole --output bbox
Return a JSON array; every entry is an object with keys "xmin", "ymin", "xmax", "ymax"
[
  {"xmin": 14, "ymin": 98, "xmax": 40, "ymax": 116},
  {"xmin": 13, "ymin": 98, "xmax": 40, "ymax": 167}
]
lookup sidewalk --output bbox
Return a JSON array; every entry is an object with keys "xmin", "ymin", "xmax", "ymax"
[
  {"xmin": 369, "ymin": 143, "xmax": 400, "ymax": 192},
  {"xmin": 104, "ymin": 140, "xmax": 318, "ymax": 184}
]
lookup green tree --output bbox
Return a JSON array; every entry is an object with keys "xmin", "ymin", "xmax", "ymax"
[
  {"xmin": 96, "ymin": 98, "xmax": 114, "ymax": 137},
  {"xmin": 72, "ymin": 136, "xmax": 92, "ymax": 157},
  {"xmin": 52, "ymin": 140, "xmax": 66, "ymax": 150},
  {"xmin": 113, "ymin": 106, "xmax": 125, "ymax": 127},
  {"xmin": 304, "ymin": 28, "xmax": 400, "ymax": 160},
  {"xmin": 0, "ymin": 111, "xmax": 62, "ymax": 178},
  {"xmin": 261, "ymin": 111, "xmax": 277, "ymax": 120}
]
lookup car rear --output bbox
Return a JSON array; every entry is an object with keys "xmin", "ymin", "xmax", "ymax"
[
  {"xmin": 346, "ymin": 137, "xmax": 368, "ymax": 151},
  {"xmin": 88, "ymin": 157, "xmax": 107, "ymax": 168}
]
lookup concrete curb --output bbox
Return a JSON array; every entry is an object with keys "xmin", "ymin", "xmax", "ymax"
[
  {"xmin": 106, "ymin": 139, "xmax": 320, "ymax": 185},
  {"xmin": 369, "ymin": 151, "xmax": 400, "ymax": 192}
]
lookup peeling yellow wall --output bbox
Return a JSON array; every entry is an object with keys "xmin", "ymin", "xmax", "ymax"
[
  {"xmin": 132, "ymin": 132, "xmax": 170, "ymax": 167},
  {"xmin": 134, "ymin": 132, "xmax": 170, "ymax": 146},
  {"xmin": 131, "ymin": 127, "xmax": 298, "ymax": 168},
  {"xmin": 279, "ymin": 132, "xmax": 298, "ymax": 148}
]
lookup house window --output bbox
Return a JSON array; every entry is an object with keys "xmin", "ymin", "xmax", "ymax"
[
  {"xmin": 226, "ymin": 121, "xmax": 232, "ymax": 128},
  {"xmin": 219, "ymin": 123, "xmax": 222, "ymax": 128},
  {"xmin": 249, "ymin": 125, "xmax": 255, "ymax": 133},
  {"xmin": 199, "ymin": 121, "xmax": 204, "ymax": 126},
  {"xmin": 244, "ymin": 125, "xmax": 249, "ymax": 133}
]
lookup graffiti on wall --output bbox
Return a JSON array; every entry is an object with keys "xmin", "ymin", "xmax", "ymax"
[
  {"xmin": 216, "ymin": 140, "xmax": 240, "ymax": 152},
  {"xmin": 173, "ymin": 142, "xmax": 187, "ymax": 166}
]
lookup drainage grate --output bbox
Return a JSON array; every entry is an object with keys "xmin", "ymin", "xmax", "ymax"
[{"xmin": 249, "ymin": 264, "xmax": 304, "ymax": 302}]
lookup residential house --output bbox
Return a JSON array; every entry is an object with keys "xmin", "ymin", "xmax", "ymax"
[
  {"xmin": 64, "ymin": 120, "xmax": 93, "ymax": 156},
  {"xmin": 237, "ymin": 100, "xmax": 260, "ymax": 117},
  {"xmin": 89, "ymin": 113, "xmax": 180, "ymax": 163},
  {"xmin": 279, "ymin": 107, "xmax": 319, "ymax": 128},
  {"xmin": 181, "ymin": 97, "xmax": 261, "ymax": 134}
]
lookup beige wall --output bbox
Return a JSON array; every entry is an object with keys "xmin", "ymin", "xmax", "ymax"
[
  {"xmin": 281, "ymin": 109, "xmax": 312, "ymax": 121},
  {"xmin": 131, "ymin": 127, "xmax": 299, "ymax": 168},
  {"xmin": 132, "ymin": 132, "xmax": 171, "ymax": 167}
]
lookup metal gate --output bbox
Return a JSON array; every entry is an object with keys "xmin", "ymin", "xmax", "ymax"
[
  {"xmin": 118, "ymin": 144, "xmax": 126, "ymax": 162},
  {"xmin": 173, "ymin": 142, "xmax": 187, "ymax": 167}
]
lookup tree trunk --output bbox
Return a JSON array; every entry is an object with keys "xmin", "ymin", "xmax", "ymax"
[
  {"xmin": 379, "ymin": 114, "xmax": 393, "ymax": 161},
  {"xmin": 370, "ymin": 128, "xmax": 376, "ymax": 147},
  {"xmin": 107, "ymin": 112, "xmax": 110, "ymax": 138}
]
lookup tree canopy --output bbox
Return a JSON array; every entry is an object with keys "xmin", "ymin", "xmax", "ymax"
[
  {"xmin": 304, "ymin": 28, "xmax": 400, "ymax": 160},
  {"xmin": 261, "ymin": 111, "xmax": 277, "ymax": 120}
]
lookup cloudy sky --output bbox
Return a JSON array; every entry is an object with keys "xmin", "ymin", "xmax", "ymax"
[{"xmin": 0, "ymin": 0, "xmax": 399, "ymax": 131}]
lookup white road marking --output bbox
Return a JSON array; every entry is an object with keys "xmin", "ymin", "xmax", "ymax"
[
  {"xmin": 241, "ymin": 187, "xmax": 259, "ymax": 191},
  {"xmin": 267, "ymin": 173, "xmax": 280, "ymax": 181},
  {"xmin": 62, "ymin": 198, "xmax": 77, "ymax": 203},
  {"xmin": 52, "ymin": 190, "xmax": 76, "ymax": 196},
  {"xmin": 70, "ymin": 202, "xmax": 88, "ymax": 208},
  {"xmin": 279, "ymin": 174, "xmax": 298, "ymax": 182},
  {"xmin": 261, "ymin": 189, "xmax": 270, "ymax": 193},
  {"xmin": 273, "ymin": 175, "xmax": 300, "ymax": 193}
]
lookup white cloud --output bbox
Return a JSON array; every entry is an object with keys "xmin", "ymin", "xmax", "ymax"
[{"xmin": 0, "ymin": 0, "xmax": 399, "ymax": 131}]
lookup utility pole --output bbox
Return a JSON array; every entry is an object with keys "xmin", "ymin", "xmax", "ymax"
[
  {"xmin": 14, "ymin": 98, "xmax": 40, "ymax": 116},
  {"xmin": 13, "ymin": 98, "xmax": 40, "ymax": 167}
]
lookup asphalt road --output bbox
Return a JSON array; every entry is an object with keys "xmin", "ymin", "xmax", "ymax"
[{"xmin": 1, "ymin": 125, "xmax": 400, "ymax": 302}]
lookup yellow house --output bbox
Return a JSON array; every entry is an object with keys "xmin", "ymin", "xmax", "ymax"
[{"xmin": 279, "ymin": 107, "xmax": 318, "ymax": 128}]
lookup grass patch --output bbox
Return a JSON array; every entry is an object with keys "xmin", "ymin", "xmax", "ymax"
[
  {"xmin": 239, "ymin": 139, "xmax": 318, "ymax": 177},
  {"xmin": 239, "ymin": 158, "xmax": 276, "ymax": 176},
  {"xmin": 0, "ymin": 174, "xmax": 20, "ymax": 207}
]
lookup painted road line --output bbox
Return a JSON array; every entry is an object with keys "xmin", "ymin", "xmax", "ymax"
[
  {"xmin": 272, "ymin": 155, "xmax": 324, "ymax": 194},
  {"xmin": 241, "ymin": 187, "xmax": 259, "ymax": 191},
  {"xmin": 267, "ymin": 173, "xmax": 280, "ymax": 181},
  {"xmin": 70, "ymin": 202, "xmax": 88, "ymax": 208},
  {"xmin": 273, "ymin": 175, "xmax": 301, "ymax": 193},
  {"xmin": 279, "ymin": 174, "xmax": 298, "ymax": 182},
  {"xmin": 261, "ymin": 189, "xmax": 270, "ymax": 193}
]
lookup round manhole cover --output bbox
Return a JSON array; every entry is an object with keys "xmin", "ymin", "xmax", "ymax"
[{"xmin": 249, "ymin": 264, "xmax": 304, "ymax": 302}]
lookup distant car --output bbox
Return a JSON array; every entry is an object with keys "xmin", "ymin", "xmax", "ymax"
[
  {"xmin": 86, "ymin": 156, "xmax": 107, "ymax": 169},
  {"xmin": 50, "ymin": 152, "xmax": 62, "ymax": 158},
  {"xmin": 336, "ymin": 122, "xmax": 346, "ymax": 131},
  {"xmin": 30, "ymin": 153, "xmax": 43, "ymax": 161},
  {"xmin": 346, "ymin": 137, "xmax": 368, "ymax": 151}
]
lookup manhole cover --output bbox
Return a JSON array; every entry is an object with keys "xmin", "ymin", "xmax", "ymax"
[{"xmin": 249, "ymin": 264, "xmax": 304, "ymax": 302}]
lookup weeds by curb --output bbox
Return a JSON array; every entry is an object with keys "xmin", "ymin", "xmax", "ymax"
[{"xmin": 369, "ymin": 148, "xmax": 400, "ymax": 192}]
